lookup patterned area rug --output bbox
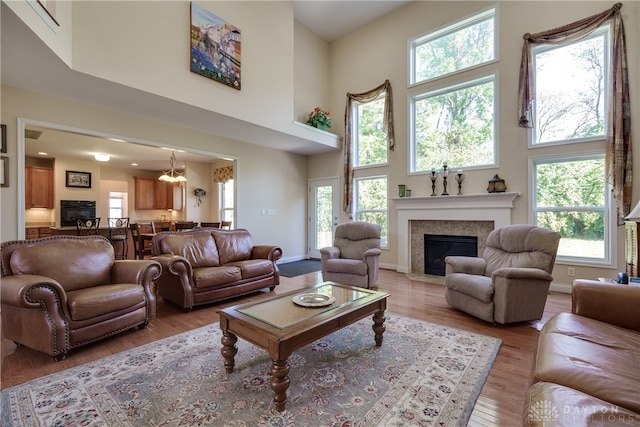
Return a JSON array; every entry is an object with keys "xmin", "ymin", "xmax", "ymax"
[{"xmin": 1, "ymin": 315, "xmax": 501, "ymax": 426}]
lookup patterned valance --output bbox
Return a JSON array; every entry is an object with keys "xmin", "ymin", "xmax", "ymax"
[{"xmin": 213, "ymin": 165, "xmax": 234, "ymax": 183}]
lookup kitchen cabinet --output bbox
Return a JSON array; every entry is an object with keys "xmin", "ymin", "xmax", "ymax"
[
  {"xmin": 25, "ymin": 166, "xmax": 53, "ymax": 209},
  {"xmin": 134, "ymin": 177, "xmax": 156, "ymax": 210},
  {"xmin": 154, "ymin": 180, "xmax": 174, "ymax": 210},
  {"xmin": 25, "ymin": 227, "xmax": 53, "ymax": 240},
  {"xmin": 134, "ymin": 176, "xmax": 182, "ymax": 210}
]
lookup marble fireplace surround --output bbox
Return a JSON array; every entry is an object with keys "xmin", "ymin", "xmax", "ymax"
[{"xmin": 392, "ymin": 192, "xmax": 520, "ymax": 273}]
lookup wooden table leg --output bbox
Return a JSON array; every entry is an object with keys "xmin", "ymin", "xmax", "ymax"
[
  {"xmin": 221, "ymin": 332, "xmax": 238, "ymax": 373},
  {"xmin": 270, "ymin": 359, "xmax": 290, "ymax": 412},
  {"xmin": 372, "ymin": 311, "xmax": 386, "ymax": 347}
]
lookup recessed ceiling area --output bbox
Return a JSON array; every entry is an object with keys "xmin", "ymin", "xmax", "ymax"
[{"xmin": 24, "ymin": 126, "xmax": 223, "ymax": 171}]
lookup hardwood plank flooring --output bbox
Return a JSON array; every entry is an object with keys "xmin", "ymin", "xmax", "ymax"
[{"xmin": 1, "ymin": 269, "xmax": 571, "ymax": 425}]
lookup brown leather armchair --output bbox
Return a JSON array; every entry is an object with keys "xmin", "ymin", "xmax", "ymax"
[
  {"xmin": 1, "ymin": 235, "xmax": 161, "ymax": 360},
  {"xmin": 444, "ymin": 224, "xmax": 560, "ymax": 324}
]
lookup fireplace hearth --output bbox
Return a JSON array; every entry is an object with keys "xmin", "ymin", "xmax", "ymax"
[{"xmin": 424, "ymin": 234, "xmax": 478, "ymax": 276}]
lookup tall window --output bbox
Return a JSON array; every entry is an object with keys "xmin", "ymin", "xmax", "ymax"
[
  {"xmin": 533, "ymin": 155, "xmax": 608, "ymax": 262},
  {"xmin": 530, "ymin": 25, "xmax": 612, "ymax": 264},
  {"xmin": 355, "ymin": 96, "xmax": 387, "ymax": 167},
  {"xmin": 109, "ymin": 192, "xmax": 125, "ymax": 219},
  {"xmin": 531, "ymin": 27, "xmax": 609, "ymax": 145},
  {"xmin": 220, "ymin": 179, "xmax": 234, "ymax": 227},
  {"xmin": 409, "ymin": 7, "xmax": 497, "ymax": 173},
  {"xmin": 354, "ymin": 176, "xmax": 387, "ymax": 247}
]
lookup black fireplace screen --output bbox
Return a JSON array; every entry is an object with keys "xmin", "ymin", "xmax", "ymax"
[{"xmin": 424, "ymin": 234, "xmax": 478, "ymax": 276}]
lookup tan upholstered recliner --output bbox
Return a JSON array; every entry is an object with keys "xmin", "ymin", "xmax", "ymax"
[
  {"xmin": 320, "ymin": 221, "xmax": 381, "ymax": 289},
  {"xmin": 1, "ymin": 235, "xmax": 161, "ymax": 360},
  {"xmin": 444, "ymin": 224, "xmax": 560, "ymax": 324}
]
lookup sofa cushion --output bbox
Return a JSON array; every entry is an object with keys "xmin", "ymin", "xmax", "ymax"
[
  {"xmin": 523, "ymin": 382, "xmax": 639, "ymax": 427},
  {"xmin": 212, "ymin": 230, "xmax": 253, "ymax": 265},
  {"xmin": 445, "ymin": 273, "xmax": 493, "ymax": 302},
  {"xmin": 324, "ymin": 258, "xmax": 367, "ymax": 275},
  {"xmin": 534, "ymin": 312, "xmax": 640, "ymax": 414},
  {"xmin": 226, "ymin": 259, "xmax": 274, "ymax": 279},
  {"xmin": 192, "ymin": 266, "xmax": 242, "ymax": 289},
  {"xmin": 160, "ymin": 233, "xmax": 219, "ymax": 268},
  {"xmin": 66, "ymin": 284, "xmax": 145, "ymax": 321},
  {"xmin": 9, "ymin": 239, "xmax": 113, "ymax": 291}
]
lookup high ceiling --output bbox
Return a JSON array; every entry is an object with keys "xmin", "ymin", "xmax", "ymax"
[{"xmin": 4, "ymin": 1, "xmax": 411, "ymax": 170}]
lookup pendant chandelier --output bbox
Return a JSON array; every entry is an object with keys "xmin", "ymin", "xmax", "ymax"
[{"xmin": 158, "ymin": 151, "xmax": 187, "ymax": 183}]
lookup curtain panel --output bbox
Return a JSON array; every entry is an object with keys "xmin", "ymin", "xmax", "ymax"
[
  {"xmin": 213, "ymin": 165, "xmax": 233, "ymax": 183},
  {"xmin": 343, "ymin": 79, "xmax": 395, "ymax": 217},
  {"xmin": 517, "ymin": 2, "xmax": 632, "ymax": 223}
]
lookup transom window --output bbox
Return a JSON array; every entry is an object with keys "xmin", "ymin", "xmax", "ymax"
[
  {"xmin": 410, "ymin": 7, "xmax": 496, "ymax": 85},
  {"xmin": 531, "ymin": 27, "xmax": 609, "ymax": 146}
]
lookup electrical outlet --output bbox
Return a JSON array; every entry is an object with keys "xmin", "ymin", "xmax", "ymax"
[{"xmin": 567, "ymin": 267, "xmax": 575, "ymax": 277}]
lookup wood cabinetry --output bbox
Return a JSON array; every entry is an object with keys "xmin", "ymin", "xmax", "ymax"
[
  {"xmin": 25, "ymin": 227, "xmax": 53, "ymax": 240},
  {"xmin": 134, "ymin": 176, "xmax": 182, "ymax": 210},
  {"xmin": 25, "ymin": 166, "xmax": 53, "ymax": 209},
  {"xmin": 625, "ymin": 220, "xmax": 639, "ymax": 277}
]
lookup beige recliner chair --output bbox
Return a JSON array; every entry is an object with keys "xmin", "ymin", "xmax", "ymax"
[
  {"xmin": 320, "ymin": 221, "xmax": 381, "ymax": 289},
  {"xmin": 444, "ymin": 224, "xmax": 560, "ymax": 324}
]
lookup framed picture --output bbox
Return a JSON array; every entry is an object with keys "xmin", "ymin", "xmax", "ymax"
[
  {"xmin": 66, "ymin": 170, "xmax": 92, "ymax": 188},
  {"xmin": 190, "ymin": 2, "xmax": 241, "ymax": 90},
  {"xmin": 1, "ymin": 124, "xmax": 6, "ymax": 153},
  {"xmin": 0, "ymin": 156, "xmax": 8, "ymax": 187}
]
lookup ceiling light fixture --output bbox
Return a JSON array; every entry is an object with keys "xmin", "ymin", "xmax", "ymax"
[
  {"xmin": 158, "ymin": 151, "xmax": 187, "ymax": 183},
  {"xmin": 94, "ymin": 153, "xmax": 111, "ymax": 162}
]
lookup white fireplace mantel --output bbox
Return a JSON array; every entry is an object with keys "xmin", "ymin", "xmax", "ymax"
[{"xmin": 393, "ymin": 192, "xmax": 520, "ymax": 273}]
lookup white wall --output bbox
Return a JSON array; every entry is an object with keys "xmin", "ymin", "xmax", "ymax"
[
  {"xmin": 1, "ymin": 86, "xmax": 308, "ymax": 260},
  {"xmin": 312, "ymin": 1, "xmax": 640, "ymax": 283},
  {"xmin": 70, "ymin": 1, "xmax": 295, "ymax": 132}
]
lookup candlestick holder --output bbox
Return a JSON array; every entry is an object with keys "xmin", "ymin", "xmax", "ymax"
[
  {"xmin": 429, "ymin": 170, "xmax": 439, "ymax": 196},
  {"xmin": 456, "ymin": 173, "xmax": 465, "ymax": 195},
  {"xmin": 441, "ymin": 165, "xmax": 449, "ymax": 196}
]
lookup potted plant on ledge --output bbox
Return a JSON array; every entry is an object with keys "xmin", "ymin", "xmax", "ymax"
[{"xmin": 306, "ymin": 107, "xmax": 332, "ymax": 130}]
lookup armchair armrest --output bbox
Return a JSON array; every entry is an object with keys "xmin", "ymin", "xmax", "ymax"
[
  {"xmin": 112, "ymin": 260, "xmax": 161, "ymax": 319},
  {"xmin": 363, "ymin": 248, "xmax": 381, "ymax": 260},
  {"xmin": 111, "ymin": 260, "xmax": 162, "ymax": 286},
  {"xmin": 320, "ymin": 246, "xmax": 340, "ymax": 260},
  {"xmin": 492, "ymin": 267, "xmax": 553, "ymax": 282},
  {"xmin": 445, "ymin": 256, "xmax": 486, "ymax": 275},
  {"xmin": 572, "ymin": 280, "xmax": 640, "ymax": 331},
  {"xmin": 1, "ymin": 275, "xmax": 72, "ymax": 355},
  {"xmin": 0, "ymin": 274, "xmax": 68, "ymax": 309},
  {"xmin": 252, "ymin": 245, "xmax": 283, "ymax": 262}
]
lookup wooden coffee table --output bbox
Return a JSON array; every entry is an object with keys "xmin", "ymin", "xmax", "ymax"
[{"xmin": 218, "ymin": 282, "xmax": 390, "ymax": 412}]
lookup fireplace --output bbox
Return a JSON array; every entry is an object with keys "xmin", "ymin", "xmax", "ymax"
[
  {"xmin": 392, "ymin": 192, "xmax": 520, "ymax": 273},
  {"xmin": 424, "ymin": 234, "xmax": 478, "ymax": 276}
]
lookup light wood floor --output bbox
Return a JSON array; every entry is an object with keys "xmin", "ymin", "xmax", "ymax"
[{"xmin": 1, "ymin": 268, "xmax": 571, "ymax": 425}]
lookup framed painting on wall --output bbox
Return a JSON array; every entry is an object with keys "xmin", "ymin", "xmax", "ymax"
[
  {"xmin": 190, "ymin": 2, "xmax": 241, "ymax": 90},
  {"xmin": 1, "ymin": 156, "xmax": 8, "ymax": 187},
  {"xmin": 66, "ymin": 170, "xmax": 92, "ymax": 188}
]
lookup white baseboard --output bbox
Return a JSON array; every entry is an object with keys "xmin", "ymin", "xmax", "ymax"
[{"xmin": 550, "ymin": 282, "xmax": 572, "ymax": 294}]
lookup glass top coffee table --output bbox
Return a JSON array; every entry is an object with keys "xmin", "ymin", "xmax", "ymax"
[{"xmin": 218, "ymin": 281, "xmax": 390, "ymax": 412}]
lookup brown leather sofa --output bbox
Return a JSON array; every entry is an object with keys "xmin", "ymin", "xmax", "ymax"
[
  {"xmin": 1, "ymin": 235, "xmax": 161, "ymax": 361},
  {"xmin": 522, "ymin": 280, "xmax": 640, "ymax": 426},
  {"xmin": 151, "ymin": 228, "xmax": 282, "ymax": 310}
]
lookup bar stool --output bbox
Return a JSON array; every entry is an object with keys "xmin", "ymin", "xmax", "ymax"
[
  {"xmin": 76, "ymin": 218, "xmax": 101, "ymax": 236},
  {"xmin": 108, "ymin": 217, "xmax": 130, "ymax": 260}
]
